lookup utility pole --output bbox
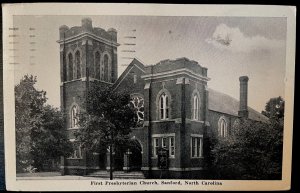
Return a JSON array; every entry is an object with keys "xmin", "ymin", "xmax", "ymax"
[{"xmin": 109, "ymin": 130, "xmax": 114, "ymax": 180}]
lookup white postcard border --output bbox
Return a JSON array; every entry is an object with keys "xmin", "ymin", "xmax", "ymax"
[{"xmin": 2, "ymin": 3, "xmax": 296, "ymax": 191}]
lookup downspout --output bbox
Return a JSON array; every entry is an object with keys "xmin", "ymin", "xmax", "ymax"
[
  {"xmin": 86, "ymin": 39, "xmax": 90, "ymax": 104},
  {"xmin": 180, "ymin": 77, "xmax": 186, "ymax": 171},
  {"xmin": 148, "ymin": 65, "xmax": 153, "ymax": 177},
  {"xmin": 62, "ymin": 32, "xmax": 66, "ymax": 113}
]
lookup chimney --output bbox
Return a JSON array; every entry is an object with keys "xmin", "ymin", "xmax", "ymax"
[{"xmin": 238, "ymin": 76, "xmax": 249, "ymax": 118}]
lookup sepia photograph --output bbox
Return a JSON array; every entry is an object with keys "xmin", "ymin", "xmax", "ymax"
[{"xmin": 2, "ymin": 3, "xmax": 295, "ymax": 191}]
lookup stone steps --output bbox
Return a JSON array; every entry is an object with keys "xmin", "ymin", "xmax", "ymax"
[{"xmin": 86, "ymin": 170, "xmax": 145, "ymax": 179}]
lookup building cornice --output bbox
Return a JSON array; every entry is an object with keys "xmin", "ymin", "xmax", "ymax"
[
  {"xmin": 141, "ymin": 68, "xmax": 210, "ymax": 82},
  {"xmin": 57, "ymin": 32, "xmax": 120, "ymax": 47},
  {"xmin": 60, "ymin": 77, "xmax": 113, "ymax": 85}
]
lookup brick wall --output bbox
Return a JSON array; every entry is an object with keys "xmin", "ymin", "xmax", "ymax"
[{"xmin": 208, "ymin": 110, "xmax": 239, "ymax": 137}]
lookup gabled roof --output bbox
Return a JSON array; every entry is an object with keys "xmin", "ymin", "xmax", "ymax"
[
  {"xmin": 208, "ymin": 88, "xmax": 269, "ymax": 123},
  {"xmin": 112, "ymin": 58, "xmax": 145, "ymax": 90},
  {"xmin": 113, "ymin": 58, "xmax": 268, "ymax": 123}
]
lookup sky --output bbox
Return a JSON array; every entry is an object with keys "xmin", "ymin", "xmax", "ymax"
[{"xmin": 12, "ymin": 15, "xmax": 287, "ymax": 113}]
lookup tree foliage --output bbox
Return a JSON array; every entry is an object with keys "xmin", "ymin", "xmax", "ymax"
[
  {"xmin": 262, "ymin": 96, "xmax": 284, "ymax": 120},
  {"xmin": 15, "ymin": 75, "xmax": 72, "ymax": 172},
  {"xmin": 209, "ymin": 97, "xmax": 284, "ymax": 180},
  {"xmin": 75, "ymin": 85, "xmax": 136, "ymax": 154},
  {"xmin": 30, "ymin": 105, "xmax": 73, "ymax": 170}
]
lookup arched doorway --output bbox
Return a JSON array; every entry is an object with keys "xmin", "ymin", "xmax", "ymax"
[{"xmin": 128, "ymin": 139, "xmax": 142, "ymax": 171}]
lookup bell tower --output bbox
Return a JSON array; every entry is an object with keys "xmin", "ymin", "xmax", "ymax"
[{"xmin": 58, "ymin": 17, "xmax": 119, "ymax": 131}]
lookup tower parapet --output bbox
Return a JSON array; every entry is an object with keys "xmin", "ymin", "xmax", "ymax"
[
  {"xmin": 107, "ymin": 28, "xmax": 118, "ymax": 42},
  {"xmin": 58, "ymin": 18, "xmax": 119, "ymax": 84},
  {"xmin": 58, "ymin": 18, "xmax": 119, "ymax": 45},
  {"xmin": 59, "ymin": 25, "xmax": 69, "ymax": 39},
  {"xmin": 81, "ymin": 17, "xmax": 93, "ymax": 32}
]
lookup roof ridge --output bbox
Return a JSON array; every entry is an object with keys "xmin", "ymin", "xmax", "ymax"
[
  {"xmin": 208, "ymin": 88, "xmax": 269, "ymax": 122},
  {"xmin": 208, "ymin": 88, "xmax": 239, "ymax": 101}
]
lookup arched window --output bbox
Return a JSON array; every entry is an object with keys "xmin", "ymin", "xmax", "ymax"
[
  {"xmin": 68, "ymin": 53, "xmax": 73, "ymax": 81},
  {"xmin": 70, "ymin": 105, "xmax": 79, "ymax": 128},
  {"xmin": 218, "ymin": 117, "xmax": 228, "ymax": 137},
  {"xmin": 75, "ymin": 51, "xmax": 81, "ymax": 79},
  {"xmin": 104, "ymin": 54, "xmax": 109, "ymax": 82},
  {"xmin": 192, "ymin": 94, "xmax": 199, "ymax": 120},
  {"xmin": 159, "ymin": 93, "xmax": 169, "ymax": 120},
  {"xmin": 95, "ymin": 51, "xmax": 100, "ymax": 79},
  {"xmin": 233, "ymin": 119, "xmax": 241, "ymax": 129}
]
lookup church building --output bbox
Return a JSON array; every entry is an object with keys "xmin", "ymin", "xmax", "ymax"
[{"xmin": 58, "ymin": 18, "xmax": 268, "ymax": 179}]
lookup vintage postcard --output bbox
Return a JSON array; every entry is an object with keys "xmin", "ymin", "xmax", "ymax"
[{"xmin": 2, "ymin": 3, "xmax": 295, "ymax": 191}]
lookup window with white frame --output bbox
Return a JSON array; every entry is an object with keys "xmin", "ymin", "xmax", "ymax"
[
  {"xmin": 192, "ymin": 94, "xmax": 199, "ymax": 120},
  {"xmin": 70, "ymin": 105, "xmax": 79, "ymax": 128},
  {"xmin": 162, "ymin": 137, "xmax": 167, "ymax": 148},
  {"xmin": 152, "ymin": 138, "xmax": 159, "ymax": 157},
  {"xmin": 152, "ymin": 135, "xmax": 176, "ymax": 158},
  {"xmin": 218, "ymin": 118, "xmax": 228, "ymax": 137},
  {"xmin": 159, "ymin": 93, "xmax": 169, "ymax": 120},
  {"xmin": 169, "ymin": 136, "xmax": 175, "ymax": 157},
  {"xmin": 191, "ymin": 136, "xmax": 203, "ymax": 158}
]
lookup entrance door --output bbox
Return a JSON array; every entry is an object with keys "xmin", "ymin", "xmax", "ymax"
[{"xmin": 129, "ymin": 139, "xmax": 142, "ymax": 171}]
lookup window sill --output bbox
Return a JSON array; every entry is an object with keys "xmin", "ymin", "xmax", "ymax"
[
  {"xmin": 152, "ymin": 119, "xmax": 174, "ymax": 123},
  {"xmin": 67, "ymin": 158, "xmax": 83, "ymax": 160},
  {"xmin": 67, "ymin": 127, "xmax": 80, "ymax": 130},
  {"xmin": 190, "ymin": 156, "xmax": 204, "ymax": 159},
  {"xmin": 89, "ymin": 78, "xmax": 113, "ymax": 84},
  {"xmin": 151, "ymin": 156, "xmax": 175, "ymax": 159},
  {"xmin": 61, "ymin": 78, "xmax": 83, "ymax": 84},
  {"xmin": 188, "ymin": 119, "xmax": 204, "ymax": 123}
]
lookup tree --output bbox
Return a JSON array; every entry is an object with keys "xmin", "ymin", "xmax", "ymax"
[
  {"xmin": 262, "ymin": 96, "xmax": 284, "ymax": 120},
  {"xmin": 209, "ymin": 97, "xmax": 284, "ymax": 180},
  {"xmin": 74, "ymin": 85, "xmax": 136, "ymax": 179},
  {"xmin": 261, "ymin": 96, "xmax": 284, "ymax": 177},
  {"xmin": 30, "ymin": 105, "xmax": 73, "ymax": 171},
  {"xmin": 15, "ymin": 75, "xmax": 72, "ymax": 172},
  {"xmin": 15, "ymin": 75, "xmax": 47, "ymax": 172}
]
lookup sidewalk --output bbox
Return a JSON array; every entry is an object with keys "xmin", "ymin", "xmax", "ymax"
[{"xmin": 16, "ymin": 172, "xmax": 105, "ymax": 180}]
